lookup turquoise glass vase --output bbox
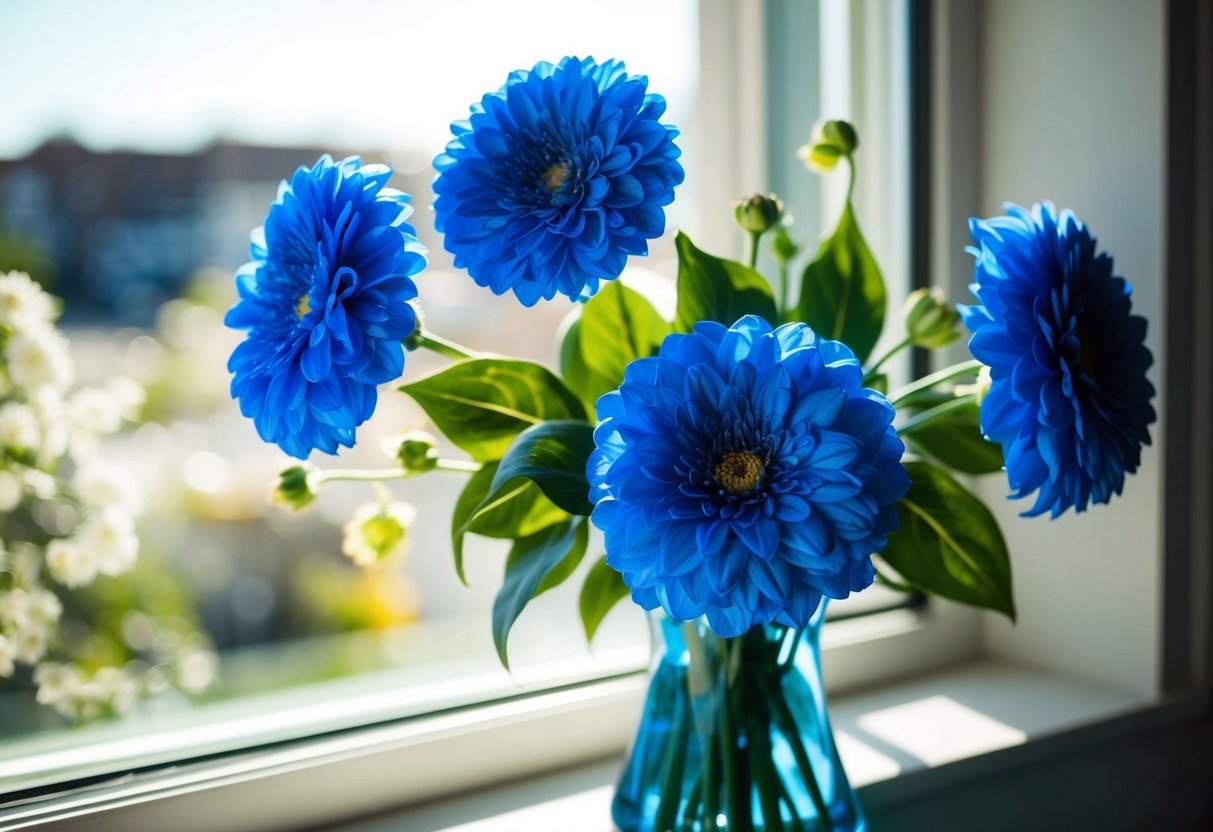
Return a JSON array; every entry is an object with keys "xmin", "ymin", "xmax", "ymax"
[{"xmin": 612, "ymin": 600, "xmax": 863, "ymax": 832}]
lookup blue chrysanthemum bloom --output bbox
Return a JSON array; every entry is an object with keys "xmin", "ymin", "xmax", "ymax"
[
  {"xmin": 960, "ymin": 202, "xmax": 1155, "ymax": 517},
  {"xmin": 587, "ymin": 316, "xmax": 909, "ymax": 637},
  {"xmin": 433, "ymin": 56, "xmax": 684, "ymax": 306},
  {"xmin": 226, "ymin": 156, "xmax": 427, "ymax": 459}
]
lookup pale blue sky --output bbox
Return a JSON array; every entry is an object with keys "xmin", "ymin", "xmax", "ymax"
[{"xmin": 0, "ymin": 0, "xmax": 698, "ymax": 159}]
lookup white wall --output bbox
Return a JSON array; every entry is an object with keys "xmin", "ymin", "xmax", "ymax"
[{"xmin": 975, "ymin": 0, "xmax": 1165, "ymax": 699}]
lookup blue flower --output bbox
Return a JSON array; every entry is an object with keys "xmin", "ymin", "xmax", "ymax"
[
  {"xmin": 587, "ymin": 316, "xmax": 909, "ymax": 637},
  {"xmin": 960, "ymin": 202, "xmax": 1155, "ymax": 517},
  {"xmin": 433, "ymin": 56, "xmax": 684, "ymax": 306},
  {"xmin": 226, "ymin": 156, "xmax": 427, "ymax": 459}
]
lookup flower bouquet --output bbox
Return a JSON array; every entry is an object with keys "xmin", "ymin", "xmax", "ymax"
[{"xmin": 226, "ymin": 57, "xmax": 1155, "ymax": 831}]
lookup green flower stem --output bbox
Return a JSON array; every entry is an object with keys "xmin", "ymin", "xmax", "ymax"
[
  {"xmin": 888, "ymin": 358, "xmax": 983, "ymax": 406},
  {"xmin": 720, "ymin": 642, "xmax": 744, "ymax": 831},
  {"xmin": 413, "ymin": 329, "xmax": 482, "ymax": 360},
  {"xmin": 653, "ymin": 691, "xmax": 691, "ymax": 832},
  {"xmin": 316, "ymin": 458, "xmax": 481, "ymax": 484},
  {"xmin": 845, "ymin": 155, "xmax": 856, "ymax": 205},
  {"xmin": 434, "ymin": 458, "xmax": 483, "ymax": 473},
  {"xmin": 896, "ymin": 393, "xmax": 978, "ymax": 436},
  {"xmin": 863, "ymin": 336, "xmax": 912, "ymax": 383},
  {"xmin": 745, "ymin": 695, "xmax": 785, "ymax": 832},
  {"xmin": 701, "ymin": 725, "xmax": 721, "ymax": 831},
  {"xmin": 763, "ymin": 676, "xmax": 831, "ymax": 832},
  {"xmin": 747, "ymin": 230, "xmax": 763, "ymax": 271},
  {"xmin": 679, "ymin": 777, "xmax": 703, "ymax": 832},
  {"xmin": 874, "ymin": 562, "xmax": 920, "ymax": 595},
  {"xmin": 777, "ymin": 260, "xmax": 790, "ymax": 321}
]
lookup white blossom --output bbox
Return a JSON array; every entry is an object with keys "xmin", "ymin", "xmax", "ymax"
[
  {"xmin": 0, "ymin": 588, "xmax": 28, "ymax": 629},
  {"xmin": 0, "ymin": 402, "xmax": 40, "ymax": 451},
  {"xmin": 0, "ymin": 271, "xmax": 56, "ymax": 331},
  {"xmin": 14, "ymin": 625, "xmax": 48, "ymax": 664},
  {"xmin": 0, "ymin": 470, "xmax": 22, "ymax": 511},
  {"xmin": 6, "ymin": 327, "xmax": 73, "ymax": 393},
  {"xmin": 72, "ymin": 461, "xmax": 142, "ymax": 514},
  {"xmin": 67, "ymin": 387, "xmax": 124, "ymax": 435},
  {"xmin": 93, "ymin": 666, "xmax": 138, "ymax": 714},
  {"xmin": 34, "ymin": 662, "xmax": 83, "ymax": 706},
  {"xmin": 25, "ymin": 589, "xmax": 62, "ymax": 628},
  {"xmin": 21, "ymin": 468, "xmax": 57, "ymax": 500},
  {"xmin": 79, "ymin": 507, "xmax": 139, "ymax": 576},
  {"xmin": 47, "ymin": 538, "xmax": 99, "ymax": 588},
  {"xmin": 106, "ymin": 376, "xmax": 145, "ymax": 420},
  {"xmin": 0, "ymin": 635, "xmax": 14, "ymax": 677}
]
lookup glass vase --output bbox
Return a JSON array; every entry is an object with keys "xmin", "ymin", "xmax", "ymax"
[{"xmin": 612, "ymin": 600, "xmax": 863, "ymax": 832}]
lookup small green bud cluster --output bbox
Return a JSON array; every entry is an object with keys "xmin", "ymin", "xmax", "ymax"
[
  {"xmin": 395, "ymin": 430, "xmax": 440, "ymax": 475},
  {"xmin": 903, "ymin": 287, "xmax": 962, "ymax": 349},
  {"xmin": 798, "ymin": 119, "xmax": 859, "ymax": 173},
  {"xmin": 732, "ymin": 193, "xmax": 785, "ymax": 235}
]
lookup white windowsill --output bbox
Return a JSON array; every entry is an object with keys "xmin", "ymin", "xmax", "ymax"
[{"xmin": 328, "ymin": 659, "xmax": 1151, "ymax": 832}]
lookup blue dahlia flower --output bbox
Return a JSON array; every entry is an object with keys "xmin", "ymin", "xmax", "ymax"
[
  {"xmin": 587, "ymin": 316, "xmax": 909, "ymax": 637},
  {"xmin": 226, "ymin": 156, "xmax": 427, "ymax": 459},
  {"xmin": 433, "ymin": 56, "xmax": 684, "ymax": 306},
  {"xmin": 960, "ymin": 202, "xmax": 1155, "ymax": 517}
]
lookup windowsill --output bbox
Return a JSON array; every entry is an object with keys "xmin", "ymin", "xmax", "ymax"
[{"xmin": 326, "ymin": 659, "xmax": 1154, "ymax": 832}]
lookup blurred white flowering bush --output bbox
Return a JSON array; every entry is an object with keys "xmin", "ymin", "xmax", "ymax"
[{"xmin": 0, "ymin": 271, "xmax": 214, "ymax": 722}]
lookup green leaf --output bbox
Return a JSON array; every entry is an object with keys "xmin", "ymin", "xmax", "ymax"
[
  {"xmin": 901, "ymin": 400, "xmax": 1006, "ymax": 475},
  {"xmin": 469, "ymin": 420, "xmax": 595, "ymax": 526},
  {"xmin": 579, "ymin": 555, "xmax": 631, "ymax": 643},
  {"xmin": 492, "ymin": 520, "xmax": 587, "ymax": 668},
  {"xmin": 674, "ymin": 232, "xmax": 778, "ymax": 332},
  {"xmin": 880, "ymin": 460, "xmax": 1016, "ymax": 620},
  {"xmin": 401, "ymin": 359, "xmax": 587, "ymax": 462},
  {"xmin": 795, "ymin": 203, "xmax": 886, "ymax": 363},
  {"xmin": 451, "ymin": 461, "xmax": 568, "ymax": 584},
  {"xmin": 559, "ymin": 316, "xmax": 620, "ymax": 418},
  {"xmin": 579, "ymin": 280, "xmax": 671, "ymax": 384}
]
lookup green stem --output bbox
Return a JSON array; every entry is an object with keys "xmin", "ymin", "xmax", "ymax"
[
  {"xmin": 845, "ymin": 155, "xmax": 856, "ymax": 204},
  {"xmin": 874, "ymin": 562, "xmax": 921, "ymax": 595},
  {"xmin": 434, "ymin": 458, "xmax": 483, "ymax": 473},
  {"xmin": 747, "ymin": 231, "xmax": 762, "ymax": 271},
  {"xmin": 653, "ymin": 692, "xmax": 691, "ymax": 832},
  {"xmin": 413, "ymin": 329, "xmax": 481, "ymax": 360},
  {"xmin": 745, "ymin": 695, "xmax": 785, "ymax": 832},
  {"xmin": 863, "ymin": 336, "xmax": 912, "ymax": 383},
  {"xmin": 702, "ymin": 723, "xmax": 721, "ymax": 831},
  {"xmin": 720, "ymin": 642, "xmax": 744, "ymax": 831},
  {"xmin": 764, "ymin": 681, "xmax": 831, "ymax": 832},
  {"xmin": 888, "ymin": 358, "xmax": 984, "ymax": 406},
  {"xmin": 777, "ymin": 260, "xmax": 790, "ymax": 321},
  {"xmin": 896, "ymin": 393, "xmax": 977, "ymax": 436},
  {"xmin": 679, "ymin": 777, "xmax": 703, "ymax": 832},
  {"xmin": 316, "ymin": 458, "xmax": 481, "ymax": 484}
]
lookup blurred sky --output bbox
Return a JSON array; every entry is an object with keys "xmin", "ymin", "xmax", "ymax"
[{"xmin": 0, "ymin": 0, "xmax": 698, "ymax": 161}]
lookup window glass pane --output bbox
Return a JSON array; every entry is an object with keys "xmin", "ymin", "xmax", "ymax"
[{"xmin": 0, "ymin": 0, "xmax": 698, "ymax": 790}]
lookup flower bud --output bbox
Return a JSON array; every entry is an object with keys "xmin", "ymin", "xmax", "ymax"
[
  {"xmin": 903, "ymin": 287, "xmax": 962, "ymax": 348},
  {"xmin": 798, "ymin": 118, "xmax": 859, "ymax": 173},
  {"xmin": 401, "ymin": 301, "xmax": 426, "ymax": 352},
  {"xmin": 733, "ymin": 193, "xmax": 784, "ymax": 235},
  {"xmin": 342, "ymin": 501, "xmax": 417, "ymax": 567},
  {"xmin": 395, "ymin": 430, "xmax": 439, "ymax": 475},
  {"xmin": 271, "ymin": 464, "xmax": 319, "ymax": 511}
]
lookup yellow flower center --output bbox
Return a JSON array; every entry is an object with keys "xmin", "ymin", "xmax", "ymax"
[
  {"xmin": 296, "ymin": 293, "xmax": 312, "ymax": 320},
  {"xmin": 541, "ymin": 162, "xmax": 571, "ymax": 192},
  {"xmin": 715, "ymin": 451, "xmax": 764, "ymax": 495}
]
